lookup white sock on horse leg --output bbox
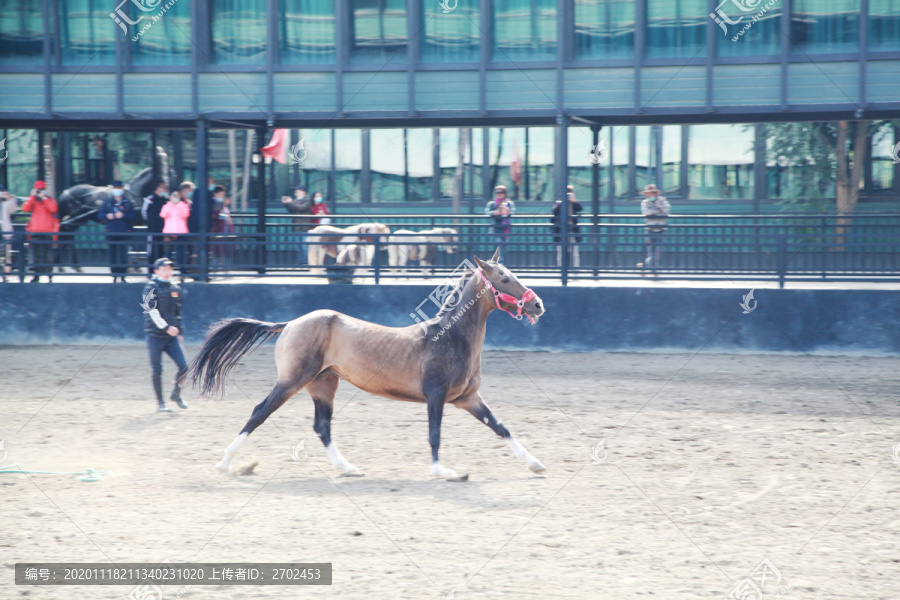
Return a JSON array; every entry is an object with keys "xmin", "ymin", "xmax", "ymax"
[
  {"xmin": 217, "ymin": 432, "xmax": 248, "ymax": 472},
  {"xmin": 430, "ymin": 461, "xmax": 459, "ymax": 479},
  {"xmin": 326, "ymin": 442, "xmax": 358, "ymax": 474},
  {"xmin": 505, "ymin": 436, "xmax": 546, "ymax": 473}
]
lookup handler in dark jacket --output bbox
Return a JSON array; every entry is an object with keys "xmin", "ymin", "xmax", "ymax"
[
  {"xmin": 98, "ymin": 180, "xmax": 136, "ymax": 282},
  {"xmin": 142, "ymin": 258, "xmax": 189, "ymax": 412}
]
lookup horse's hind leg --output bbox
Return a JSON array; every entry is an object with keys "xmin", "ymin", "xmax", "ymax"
[
  {"xmin": 217, "ymin": 380, "xmax": 302, "ymax": 473},
  {"xmin": 458, "ymin": 394, "xmax": 546, "ymax": 474},
  {"xmin": 306, "ymin": 372, "xmax": 359, "ymax": 475}
]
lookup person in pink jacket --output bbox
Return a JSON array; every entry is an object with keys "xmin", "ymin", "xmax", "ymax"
[{"xmin": 159, "ymin": 190, "xmax": 191, "ymax": 267}]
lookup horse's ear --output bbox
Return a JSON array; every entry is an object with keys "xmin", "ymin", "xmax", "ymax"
[
  {"xmin": 490, "ymin": 247, "xmax": 500, "ymax": 263},
  {"xmin": 474, "ymin": 256, "xmax": 492, "ymax": 273}
]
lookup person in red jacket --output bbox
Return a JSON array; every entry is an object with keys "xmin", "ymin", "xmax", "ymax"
[{"xmin": 22, "ymin": 180, "xmax": 58, "ymax": 283}]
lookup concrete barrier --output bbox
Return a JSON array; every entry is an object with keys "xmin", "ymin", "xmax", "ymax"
[{"xmin": 1, "ymin": 283, "xmax": 897, "ymax": 354}]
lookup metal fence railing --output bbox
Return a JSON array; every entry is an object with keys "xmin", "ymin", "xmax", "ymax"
[{"xmin": 4, "ymin": 213, "xmax": 900, "ymax": 287}]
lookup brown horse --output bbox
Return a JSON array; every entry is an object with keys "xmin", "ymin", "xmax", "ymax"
[{"xmin": 188, "ymin": 248, "xmax": 546, "ymax": 479}]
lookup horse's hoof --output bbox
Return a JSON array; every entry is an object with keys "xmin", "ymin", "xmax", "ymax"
[
  {"xmin": 339, "ymin": 464, "xmax": 362, "ymax": 477},
  {"xmin": 431, "ymin": 465, "xmax": 460, "ymax": 479},
  {"xmin": 215, "ymin": 462, "xmax": 229, "ymax": 474},
  {"xmin": 529, "ymin": 461, "xmax": 547, "ymax": 474},
  {"xmin": 447, "ymin": 473, "xmax": 469, "ymax": 482}
]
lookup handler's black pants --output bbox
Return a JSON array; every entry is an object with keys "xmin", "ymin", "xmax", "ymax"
[{"xmin": 147, "ymin": 334, "xmax": 187, "ymax": 377}]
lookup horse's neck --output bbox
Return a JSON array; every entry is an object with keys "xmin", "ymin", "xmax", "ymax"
[{"xmin": 437, "ymin": 275, "xmax": 491, "ymax": 343}]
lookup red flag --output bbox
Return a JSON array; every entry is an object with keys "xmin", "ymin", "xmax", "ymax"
[
  {"xmin": 510, "ymin": 139, "xmax": 522, "ymax": 187},
  {"xmin": 261, "ymin": 128, "xmax": 289, "ymax": 164}
]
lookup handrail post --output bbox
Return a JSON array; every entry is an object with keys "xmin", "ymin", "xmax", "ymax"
[
  {"xmin": 374, "ymin": 236, "xmax": 380, "ymax": 285},
  {"xmin": 200, "ymin": 231, "xmax": 209, "ymax": 281},
  {"xmin": 15, "ymin": 228, "xmax": 26, "ymax": 283},
  {"xmin": 777, "ymin": 233, "xmax": 787, "ymax": 289}
]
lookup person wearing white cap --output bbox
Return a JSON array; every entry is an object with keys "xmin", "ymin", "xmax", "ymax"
[{"xmin": 637, "ymin": 183, "xmax": 671, "ymax": 276}]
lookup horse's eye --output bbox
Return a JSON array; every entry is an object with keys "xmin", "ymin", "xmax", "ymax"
[{"xmin": 501, "ymin": 277, "xmax": 510, "ymax": 284}]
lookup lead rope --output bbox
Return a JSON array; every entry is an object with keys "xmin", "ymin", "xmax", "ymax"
[{"xmin": 0, "ymin": 464, "xmax": 112, "ymax": 482}]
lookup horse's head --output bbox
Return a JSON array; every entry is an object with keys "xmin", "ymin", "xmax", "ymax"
[
  {"xmin": 441, "ymin": 228, "xmax": 459, "ymax": 254},
  {"xmin": 473, "ymin": 248, "xmax": 544, "ymax": 324},
  {"xmin": 357, "ymin": 223, "xmax": 391, "ymax": 243}
]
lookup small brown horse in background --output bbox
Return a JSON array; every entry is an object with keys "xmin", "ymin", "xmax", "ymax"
[{"xmin": 188, "ymin": 248, "xmax": 546, "ymax": 479}]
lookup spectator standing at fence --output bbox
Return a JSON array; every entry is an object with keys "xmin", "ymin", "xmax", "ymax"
[
  {"xmin": 142, "ymin": 180, "xmax": 168, "ymax": 273},
  {"xmin": 552, "ymin": 185, "xmax": 583, "ymax": 268},
  {"xmin": 281, "ymin": 186, "xmax": 313, "ymax": 264},
  {"xmin": 142, "ymin": 257, "xmax": 188, "ymax": 413},
  {"xmin": 98, "ymin": 180, "xmax": 137, "ymax": 283},
  {"xmin": 182, "ymin": 181, "xmax": 201, "ymax": 274},
  {"xmin": 485, "ymin": 185, "xmax": 516, "ymax": 262},
  {"xmin": 0, "ymin": 185, "xmax": 18, "ymax": 281},
  {"xmin": 210, "ymin": 185, "xmax": 235, "ymax": 268},
  {"xmin": 637, "ymin": 183, "xmax": 671, "ymax": 276},
  {"xmin": 22, "ymin": 180, "xmax": 58, "ymax": 283},
  {"xmin": 160, "ymin": 189, "xmax": 191, "ymax": 268},
  {"xmin": 310, "ymin": 192, "xmax": 330, "ymax": 225}
]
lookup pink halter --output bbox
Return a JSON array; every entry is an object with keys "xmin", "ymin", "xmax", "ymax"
[{"xmin": 476, "ymin": 268, "xmax": 538, "ymax": 324}]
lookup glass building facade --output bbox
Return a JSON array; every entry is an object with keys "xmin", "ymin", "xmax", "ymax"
[{"xmin": 0, "ymin": 1, "xmax": 897, "ymax": 212}]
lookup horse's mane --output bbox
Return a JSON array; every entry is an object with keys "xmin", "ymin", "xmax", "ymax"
[{"xmin": 434, "ymin": 267, "xmax": 478, "ymax": 319}]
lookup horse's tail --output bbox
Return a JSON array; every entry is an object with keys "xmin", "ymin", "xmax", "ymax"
[{"xmin": 188, "ymin": 318, "xmax": 288, "ymax": 398}]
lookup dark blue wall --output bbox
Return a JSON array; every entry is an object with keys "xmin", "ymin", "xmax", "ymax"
[{"xmin": 1, "ymin": 283, "xmax": 897, "ymax": 354}]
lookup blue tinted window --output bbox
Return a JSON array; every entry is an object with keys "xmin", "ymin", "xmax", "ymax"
[
  {"xmin": 422, "ymin": 0, "xmax": 479, "ymax": 63},
  {"xmin": 574, "ymin": 0, "xmax": 635, "ymax": 60},
  {"xmin": 279, "ymin": 0, "xmax": 335, "ymax": 64},
  {"xmin": 791, "ymin": 0, "xmax": 859, "ymax": 54},
  {"xmin": 713, "ymin": 0, "xmax": 781, "ymax": 56},
  {"xmin": 869, "ymin": 0, "xmax": 900, "ymax": 53},
  {"xmin": 646, "ymin": 0, "xmax": 706, "ymax": 59},
  {"xmin": 130, "ymin": 0, "xmax": 191, "ymax": 65},
  {"xmin": 212, "ymin": 0, "xmax": 267, "ymax": 64},
  {"xmin": 0, "ymin": 0, "xmax": 43, "ymax": 65},
  {"xmin": 493, "ymin": 0, "xmax": 557, "ymax": 62},
  {"xmin": 351, "ymin": 0, "xmax": 408, "ymax": 63},
  {"xmin": 59, "ymin": 0, "xmax": 116, "ymax": 65}
]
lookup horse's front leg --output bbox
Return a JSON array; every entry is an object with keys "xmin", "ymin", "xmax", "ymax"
[
  {"xmin": 426, "ymin": 387, "xmax": 463, "ymax": 479},
  {"xmin": 457, "ymin": 393, "xmax": 546, "ymax": 474}
]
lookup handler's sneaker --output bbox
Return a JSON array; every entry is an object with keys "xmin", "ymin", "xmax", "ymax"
[{"xmin": 157, "ymin": 403, "xmax": 172, "ymax": 413}]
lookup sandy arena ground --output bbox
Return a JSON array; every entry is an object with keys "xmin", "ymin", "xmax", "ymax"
[{"xmin": 2, "ymin": 345, "xmax": 899, "ymax": 600}]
